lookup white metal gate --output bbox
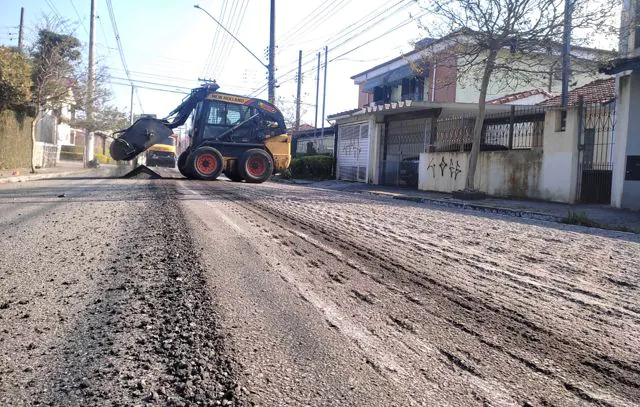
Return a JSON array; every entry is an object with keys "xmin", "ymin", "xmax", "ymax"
[
  {"xmin": 382, "ymin": 118, "xmax": 428, "ymax": 187},
  {"xmin": 337, "ymin": 123, "xmax": 369, "ymax": 182}
]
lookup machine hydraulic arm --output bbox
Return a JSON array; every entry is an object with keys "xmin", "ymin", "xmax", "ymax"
[{"xmin": 110, "ymin": 83, "xmax": 221, "ymax": 161}]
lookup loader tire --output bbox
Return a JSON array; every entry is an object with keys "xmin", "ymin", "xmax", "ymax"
[
  {"xmin": 188, "ymin": 147, "xmax": 223, "ymax": 181},
  {"xmin": 177, "ymin": 151, "xmax": 192, "ymax": 178},
  {"xmin": 239, "ymin": 149, "xmax": 273, "ymax": 183},
  {"xmin": 224, "ymin": 170, "xmax": 244, "ymax": 182}
]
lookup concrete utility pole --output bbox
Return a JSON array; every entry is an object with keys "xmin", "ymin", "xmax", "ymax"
[
  {"xmin": 85, "ymin": 0, "xmax": 96, "ymax": 166},
  {"xmin": 295, "ymin": 50, "xmax": 302, "ymax": 131},
  {"xmin": 268, "ymin": 0, "xmax": 276, "ymax": 104},
  {"xmin": 314, "ymin": 52, "xmax": 320, "ymax": 137},
  {"xmin": 18, "ymin": 8, "xmax": 24, "ymax": 50},
  {"xmin": 561, "ymin": 0, "xmax": 574, "ymax": 107},
  {"xmin": 130, "ymin": 85, "xmax": 135, "ymax": 125},
  {"xmin": 321, "ymin": 46, "xmax": 328, "ymax": 138}
]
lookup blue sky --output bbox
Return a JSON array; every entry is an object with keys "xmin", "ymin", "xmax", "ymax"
[
  {"xmin": 1, "ymin": 0, "xmax": 426, "ymax": 127},
  {"xmin": 1, "ymin": 0, "xmax": 619, "ymax": 128}
]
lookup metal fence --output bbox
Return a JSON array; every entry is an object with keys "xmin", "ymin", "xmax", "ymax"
[{"xmin": 433, "ymin": 106, "xmax": 546, "ymax": 152}]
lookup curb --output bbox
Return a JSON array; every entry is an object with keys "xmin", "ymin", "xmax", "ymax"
[
  {"xmin": 0, "ymin": 169, "xmax": 94, "ymax": 184},
  {"xmin": 0, "ymin": 165, "xmax": 134, "ymax": 184},
  {"xmin": 362, "ymin": 191, "xmax": 562, "ymax": 223}
]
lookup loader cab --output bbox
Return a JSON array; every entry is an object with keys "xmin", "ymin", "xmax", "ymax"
[{"xmin": 191, "ymin": 94, "xmax": 286, "ymax": 145}]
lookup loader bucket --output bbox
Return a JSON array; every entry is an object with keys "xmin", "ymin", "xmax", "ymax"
[{"xmin": 110, "ymin": 117, "xmax": 173, "ymax": 161}]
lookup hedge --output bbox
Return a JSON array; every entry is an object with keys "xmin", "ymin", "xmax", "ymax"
[
  {"xmin": 60, "ymin": 151, "xmax": 83, "ymax": 161},
  {"xmin": 60, "ymin": 145, "xmax": 84, "ymax": 154},
  {"xmin": 95, "ymin": 153, "xmax": 115, "ymax": 164},
  {"xmin": 289, "ymin": 155, "xmax": 334, "ymax": 180}
]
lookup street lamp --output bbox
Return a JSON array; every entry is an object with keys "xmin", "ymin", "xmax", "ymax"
[{"xmin": 194, "ymin": 3, "xmax": 276, "ymax": 103}]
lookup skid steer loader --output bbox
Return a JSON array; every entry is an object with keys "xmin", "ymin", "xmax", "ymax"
[{"xmin": 110, "ymin": 83, "xmax": 291, "ymax": 183}]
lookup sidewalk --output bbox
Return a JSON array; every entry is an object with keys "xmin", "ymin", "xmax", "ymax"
[
  {"xmin": 298, "ymin": 180, "xmax": 640, "ymax": 234},
  {"xmin": 0, "ymin": 160, "xmax": 132, "ymax": 184}
]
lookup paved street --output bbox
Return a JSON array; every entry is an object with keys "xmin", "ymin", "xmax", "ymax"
[{"xmin": 1, "ymin": 172, "xmax": 639, "ymax": 406}]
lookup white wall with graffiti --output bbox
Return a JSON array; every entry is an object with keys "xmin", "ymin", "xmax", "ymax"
[
  {"xmin": 419, "ymin": 150, "xmax": 543, "ymax": 198},
  {"xmin": 418, "ymin": 109, "xmax": 584, "ymax": 203}
]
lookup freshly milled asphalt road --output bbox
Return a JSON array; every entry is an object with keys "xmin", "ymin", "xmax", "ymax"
[{"xmin": 0, "ymin": 170, "xmax": 639, "ymax": 406}]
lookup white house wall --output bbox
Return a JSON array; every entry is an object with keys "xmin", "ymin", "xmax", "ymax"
[
  {"xmin": 418, "ymin": 107, "xmax": 583, "ymax": 203},
  {"xmin": 455, "ymin": 52, "xmax": 609, "ymax": 104}
]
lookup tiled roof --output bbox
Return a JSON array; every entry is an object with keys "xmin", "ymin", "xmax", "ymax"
[
  {"xmin": 487, "ymin": 89, "xmax": 554, "ymax": 105},
  {"xmin": 327, "ymin": 108, "xmax": 363, "ymax": 119},
  {"xmin": 538, "ymin": 78, "xmax": 615, "ymax": 106}
]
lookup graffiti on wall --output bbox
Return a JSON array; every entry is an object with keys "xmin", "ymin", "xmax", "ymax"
[{"xmin": 427, "ymin": 156, "xmax": 462, "ymax": 180}]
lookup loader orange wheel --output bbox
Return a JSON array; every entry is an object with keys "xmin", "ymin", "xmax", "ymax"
[
  {"xmin": 239, "ymin": 149, "xmax": 274, "ymax": 183},
  {"xmin": 177, "ymin": 151, "xmax": 191, "ymax": 178},
  {"xmin": 196, "ymin": 154, "xmax": 218, "ymax": 175},
  {"xmin": 188, "ymin": 147, "xmax": 223, "ymax": 180}
]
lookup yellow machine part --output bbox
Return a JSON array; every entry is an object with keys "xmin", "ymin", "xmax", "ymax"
[
  {"xmin": 264, "ymin": 134, "xmax": 291, "ymax": 172},
  {"xmin": 147, "ymin": 144, "xmax": 175, "ymax": 153}
]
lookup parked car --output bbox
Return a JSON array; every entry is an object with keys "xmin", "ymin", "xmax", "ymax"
[{"xmin": 399, "ymin": 156, "xmax": 419, "ymax": 187}]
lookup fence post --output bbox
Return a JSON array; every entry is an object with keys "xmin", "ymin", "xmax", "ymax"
[{"xmin": 508, "ymin": 105, "xmax": 515, "ymax": 149}]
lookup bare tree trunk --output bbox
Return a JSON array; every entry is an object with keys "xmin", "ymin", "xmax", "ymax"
[
  {"xmin": 30, "ymin": 110, "xmax": 42, "ymax": 174},
  {"xmin": 465, "ymin": 49, "xmax": 498, "ymax": 191}
]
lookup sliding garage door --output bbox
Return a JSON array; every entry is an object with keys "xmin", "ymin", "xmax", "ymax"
[{"xmin": 337, "ymin": 123, "xmax": 369, "ymax": 182}]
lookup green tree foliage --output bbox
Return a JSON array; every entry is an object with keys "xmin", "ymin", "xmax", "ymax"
[
  {"xmin": 31, "ymin": 29, "xmax": 81, "ymax": 110},
  {"xmin": 0, "ymin": 47, "xmax": 32, "ymax": 111}
]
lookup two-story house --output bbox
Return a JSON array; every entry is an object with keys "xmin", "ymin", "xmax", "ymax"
[
  {"xmin": 600, "ymin": 0, "xmax": 640, "ymax": 209},
  {"xmin": 351, "ymin": 33, "xmax": 614, "ymax": 108},
  {"xmin": 329, "ymin": 32, "xmax": 615, "ymax": 190}
]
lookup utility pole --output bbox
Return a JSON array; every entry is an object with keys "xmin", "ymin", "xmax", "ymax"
[
  {"xmin": 18, "ymin": 8, "xmax": 24, "ymax": 50},
  {"xmin": 130, "ymin": 85, "xmax": 135, "ymax": 125},
  {"xmin": 561, "ymin": 0, "xmax": 573, "ymax": 107},
  {"xmin": 268, "ymin": 0, "xmax": 276, "ymax": 104},
  {"xmin": 295, "ymin": 50, "xmax": 302, "ymax": 131},
  {"xmin": 314, "ymin": 52, "xmax": 320, "ymax": 137},
  {"xmin": 321, "ymin": 46, "xmax": 328, "ymax": 138},
  {"xmin": 85, "ymin": 0, "xmax": 96, "ymax": 166}
]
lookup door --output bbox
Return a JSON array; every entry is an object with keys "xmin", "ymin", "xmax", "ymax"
[
  {"xmin": 577, "ymin": 103, "xmax": 615, "ymax": 203},
  {"xmin": 337, "ymin": 123, "xmax": 369, "ymax": 182},
  {"xmin": 382, "ymin": 118, "xmax": 428, "ymax": 187}
]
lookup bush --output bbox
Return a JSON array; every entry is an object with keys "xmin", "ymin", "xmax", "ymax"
[
  {"xmin": 94, "ymin": 153, "xmax": 115, "ymax": 164},
  {"xmin": 60, "ymin": 145, "xmax": 84, "ymax": 154},
  {"xmin": 289, "ymin": 155, "xmax": 334, "ymax": 180},
  {"xmin": 59, "ymin": 151, "xmax": 83, "ymax": 161}
]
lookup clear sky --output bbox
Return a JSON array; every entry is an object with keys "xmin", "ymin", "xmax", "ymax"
[{"xmin": 1, "ymin": 0, "xmax": 427, "ymax": 127}]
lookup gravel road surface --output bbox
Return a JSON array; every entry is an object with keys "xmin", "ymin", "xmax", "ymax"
[{"xmin": 1, "ymin": 173, "xmax": 639, "ymax": 406}]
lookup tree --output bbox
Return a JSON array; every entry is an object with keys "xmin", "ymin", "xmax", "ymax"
[
  {"xmin": 30, "ymin": 28, "xmax": 81, "ymax": 172},
  {"xmin": 275, "ymin": 96, "xmax": 308, "ymax": 130},
  {"xmin": 418, "ymin": 0, "xmax": 619, "ymax": 191},
  {"xmin": 0, "ymin": 47, "xmax": 32, "ymax": 111},
  {"xmin": 71, "ymin": 66, "xmax": 129, "ymax": 135}
]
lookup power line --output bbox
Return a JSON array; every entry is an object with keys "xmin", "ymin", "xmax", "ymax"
[
  {"xmin": 278, "ymin": 0, "xmax": 344, "ymax": 46},
  {"xmin": 215, "ymin": 0, "xmax": 250, "ymax": 78},
  {"xmin": 201, "ymin": 0, "xmax": 229, "ymax": 77},
  {"xmin": 105, "ymin": 0, "xmax": 144, "ymax": 112},
  {"xmin": 44, "ymin": 0, "xmax": 62, "ymax": 21},
  {"xmin": 251, "ymin": 7, "xmax": 426, "ymax": 98},
  {"xmin": 212, "ymin": 0, "xmax": 242, "ymax": 77},
  {"xmin": 207, "ymin": 0, "xmax": 242, "ymax": 78},
  {"xmin": 279, "ymin": 0, "xmax": 352, "ymax": 48},
  {"xmin": 108, "ymin": 81, "xmax": 189, "ymax": 95},
  {"xmin": 251, "ymin": 0, "xmax": 415, "ymax": 95},
  {"xmin": 329, "ymin": 10, "xmax": 428, "ymax": 63},
  {"xmin": 68, "ymin": 0, "xmax": 89, "ymax": 36}
]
